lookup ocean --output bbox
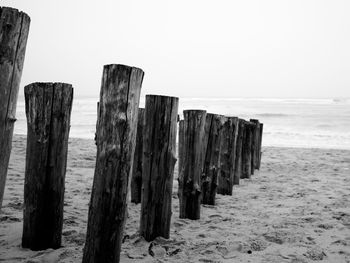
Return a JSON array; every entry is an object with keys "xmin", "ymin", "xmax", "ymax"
[{"xmin": 14, "ymin": 97, "xmax": 350, "ymax": 150}]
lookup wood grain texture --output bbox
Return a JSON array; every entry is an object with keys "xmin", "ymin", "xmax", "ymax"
[
  {"xmin": 140, "ymin": 95, "xmax": 178, "ymax": 241},
  {"xmin": 178, "ymin": 110, "xmax": 206, "ymax": 220},
  {"xmin": 82, "ymin": 64, "xmax": 143, "ymax": 263},
  {"xmin": 250, "ymin": 119, "xmax": 259, "ymax": 175},
  {"xmin": 217, "ymin": 117, "xmax": 238, "ymax": 195},
  {"xmin": 258, "ymin": 123, "xmax": 263, "ymax": 170},
  {"xmin": 130, "ymin": 108, "xmax": 145, "ymax": 204},
  {"xmin": 22, "ymin": 83, "xmax": 73, "ymax": 250},
  {"xmin": 0, "ymin": 6, "xmax": 30, "ymax": 209},
  {"xmin": 241, "ymin": 121, "xmax": 254, "ymax": 179},
  {"xmin": 233, "ymin": 119, "xmax": 245, "ymax": 185},
  {"xmin": 201, "ymin": 114, "xmax": 225, "ymax": 205}
]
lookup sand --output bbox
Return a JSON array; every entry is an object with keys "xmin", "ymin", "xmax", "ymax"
[{"xmin": 1, "ymin": 135, "xmax": 350, "ymax": 262}]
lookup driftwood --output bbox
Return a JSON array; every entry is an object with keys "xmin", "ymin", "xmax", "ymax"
[
  {"xmin": 201, "ymin": 114, "xmax": 225, "ymax": 205},
  {"xmin": 217, "ymin": 117, "xmax": 238, "ymax": 195},
  {"xmin": 233, "ymin": 119, "xmax": 245, "ymax": 185},
  {"xmin": 130, "ymin": 108, "xmax": 145, "ymax": 204},
  {"xmin": 140, "ymin": 95, "xmax": 178, "ymax": 241},
  {"xmin": 82, "ymin": 64, "xmax": 144, "ymax": 263},
  {"xmin": 178, "ymin": 110, "xmax": 206, "ymax": 220},
  {"xmin": 0, "ymin": 7, "xmax": 30, "ymax": 209},
  {"xmin": 22, "ymin": 83, "xmax": 73, "ymax": 250}
]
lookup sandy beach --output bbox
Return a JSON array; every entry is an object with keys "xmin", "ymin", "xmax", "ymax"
[{"xmin": 1, "ymin": 134, "xmax": 349, "ymax": 262}]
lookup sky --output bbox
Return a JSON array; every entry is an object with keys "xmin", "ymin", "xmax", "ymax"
[{"xmin": 3, "ymin": 0, "xmax": 350, "ymax": 99}]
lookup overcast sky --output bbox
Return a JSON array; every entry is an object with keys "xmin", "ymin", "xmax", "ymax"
[{"xmin": 3, "ymin": 0, "xmax": 350, "ymax": 98}]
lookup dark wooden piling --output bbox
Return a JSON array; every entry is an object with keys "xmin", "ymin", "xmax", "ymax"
[
  {"xmin": 257, "ymin": 123, "xmax": 263, "ymax": 169},
  {"xmin": 130, "ymin": 108, "xmax": 145, "ymax": 204},
  {"xmin": 140, "ymin": 95, "xmax": 178, "ymax": 241},
  {"xmin": 249, "ymin": 119, "xmax": 258, "ymax": 174},
  {"xmin": 22, "ymin": 83, "xmax": 73, "ymax": 250},
  {"xmin": 250, "ymin": 119, "xmax": 260, "ymax": 172},
  {"xmin": 201, "ymin": 114, "xmax": 225, "ymax": 205},
  {"xmin": 233, "ymin": 119, "xmax": 245, "ymax": 185},
  {"xmin": 178, "ymin": 110, "xmax": 206, "ymax": 220},
  {"xmin": 82, "ymin": 64, "xmax": 144, "ymax": 263},
  {"xmin": 178, "ymin": 120, "xmax": 184, "ymax": 179},
  {"xmin": 0, "ymin": 7, "xmax": 30, "ymax": 209},
  {"xmin": 241, "ymin": 121, "xmax": 254, "ymax": 179},
  {"xmin": 217, "ymin": 117, "xmax": 239, "ymax": 195}
]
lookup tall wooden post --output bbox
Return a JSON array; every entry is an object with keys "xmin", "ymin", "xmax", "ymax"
[
  {"xmin": 82, "ymin": 64, "xmax": 144, "ymax": 263},
  {"xmin": 22, "ymin": 83, "xmax": 73, "ymax": 250},
  {"xmin": 233, "ymin": 119, "xmax": 245, "ymax": 185},
  {"xmin": 201, "ymin": 114, "xmax": 224, "ymax": 205},
  {"xmin": 178, "ymin": 120, "xmax": 184, "ymax": 178},
  {"xmin": 0, "ymin": 7, "xmax": 30, "ymax": 209},
  {"xmin": 140, "ymin": 95, "xmax": 178, "ymax": 241},
  {"xmin": 217, "ymin": 117, "xmax": 238, "ymax": 195},
  {"xmin": 178, "ymin": 110, "xmax": 206, "ymax": 220},
  {"xmin": 130, "ymin": 108, "xmax": 145, "ymax": 204},
  {"xmin": 241, "ymin": 121, "xmax": 253, "ymax": 179},
  {"xmin": 257, "ymin": 123, "xmax": 263, "ymax": 169}
]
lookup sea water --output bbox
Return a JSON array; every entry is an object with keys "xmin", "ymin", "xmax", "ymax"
[{"xmin": 14, "ymin": 97, "xmax": 350, "ymax": 150}]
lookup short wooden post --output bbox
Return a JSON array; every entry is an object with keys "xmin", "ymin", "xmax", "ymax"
[
  {"xmin": 257, "ymin": 123, "xmax": 263, "ymax": 169},
  {"xmin": 241, "ymin": 121, "xmax": 253, "ymax": 179},
  {"xmin": 201, "ymin": 114, "xmax": 225, "ymax": 205},
  {"xmin": 0, "ymin": 7, "xmax": 30, "ymax": 209},
  {"xmin": 250, "ymin": 119, "xmax": 260, "ymax": 172},
  {"xmin": 233, "ymin": 119, "xmax": 245, "ymax": 185},
  {"xmin": 217, "ymin": 117, "xmax": 238, "ymax": 195},
  {"xmin": 140, "ymin": 95, "xmax": 178, "ymax": 241},
  {"xmin": 22, "ymin": 83, "xmax": 73, "ymax": 250},
  {"xmin": 130, "ymin": 108, "xmax": 145, "ymax": 204},
  {"xmin": 178, "ymin": 110, "xmax": 206, "ymax": 220},
  {"xmin": 82, "ymin": 64, "xmax": 144, "ymax": 263}
]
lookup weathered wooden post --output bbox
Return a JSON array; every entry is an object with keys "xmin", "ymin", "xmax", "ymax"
[
  {"xmin": 241, "ymin": 121, "xmax": 253, "ymax": 179},
  {"xmin": 22, "ymin": 83, "xmax": 73, "ymax": 250},
  {"xmin": 250, "ymin": 119, "xmax": 260, "ymax": 172},
  {"xmin": 140, "ymin": 95, "xmax": 178, "ymax": 241},
  {"xmin": 0, "ymin": 7, "xmax": 30, "ymax": 209},
  {"xmin": 82, "ymin": 64, "xmax": 144, "ymax": 263},
  {"xmin": 257, "ymin": 123, "xmax": 263, "ymax": 169},
  {"xmin": 217, "ymin": 117, "xmax": 238, "ymax": 195},
  {"xmin": 249, "ymin": 119, "xmax": 258, "ymax": 175},
  {"xmin": 130, "ymin": 108, "xmax": 145, "ymax": 204},
  {"xmin": 178, "ymin": 110, "xmax": 206, "ymax": 220},
  {"xmin": 178, "ymin": 120, "xmax": 184, "ymax": 178},
  {"xmin": 201, "ymin": 114, "xmax": 225, "ymax": 205},
  {"xmin": 233, "ymin": 119, "xmax": 245, "ymax": 185}
]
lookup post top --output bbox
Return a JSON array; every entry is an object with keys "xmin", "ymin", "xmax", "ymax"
[
  {"xmin": 103, "ymin": 64, "xmax": 144, "ymax": 73},
  {"xmin": 0, "ymin": 6, "xmax": 30, "ymax": 21},
  {"xmin": 145, "ymin": 94, "xmax": 179, "ymax": 101}
]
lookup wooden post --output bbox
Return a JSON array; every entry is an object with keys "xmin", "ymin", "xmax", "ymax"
[
  {"xmin": 257, "ymin": 123, "xmax": 263, "ymax": 169},
  {"xmin": 201, "ymin": 114, "xmax": 225, "ymax": 205},
  {"xmin": 250, "ymin": 119, "xmax": 260, "ymax": 172},
  {"xmin": 0, "ymin": 7, "xmax": 30, "ymax": 209},
  {"xmin": 233, "ymin": 119, "xmax": 245, "ymax": 185},
  {"xmin": 82, "ymin": 64, "xmax": 144, "ymax": 263},
  {"xmin": 241, "ymin": 121, "xmax": 253, "ymax": 179},
  {"xmin": 178, "ymin": 120, "xmax": 184, "ymax": 179},
  {"xmin": 217, "ymin": 117, "xmax": 238, "ymax": 195},
  {"xmin": 22, "ymin": 83, "xmax": 73, "ymax": 250},
  {"xmin": 178, "ymin": 110, "xmax": 206, "ymax": 220},
  {"xmin": 140, "ymin": 95, "xmax": 178, "ymax": 241},
  {"xmin": 130, "ymin": 108, "xmax": 145, "ymax": 204}
]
